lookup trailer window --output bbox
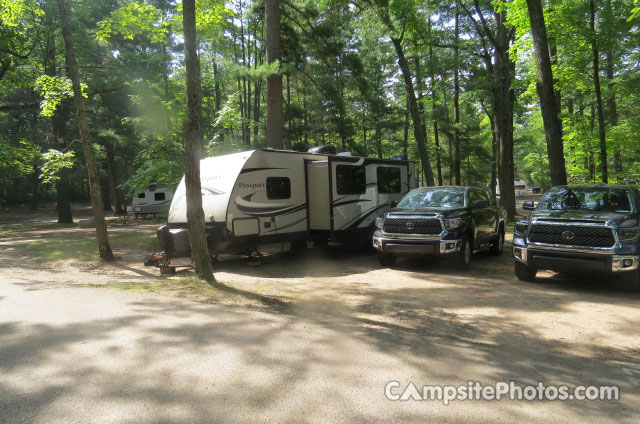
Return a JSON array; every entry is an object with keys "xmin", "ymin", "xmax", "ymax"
[
  {"xmin": 336, "ymin": 165, "xmax": 366, "ymax": 195},
  {"xmin": 377, "ymin": 167, "xmax": 401, "ymax": 194},
  {"xmin": 137, "ymin": 192, "xmax": 145, "ymax": 199},
  {"xmin": 154, "ymin": 192, "xmax": 166, "ymax": 201},
  {"xmin": 266, "ymin": 177, "xmax": 291, "ymax": 199}
]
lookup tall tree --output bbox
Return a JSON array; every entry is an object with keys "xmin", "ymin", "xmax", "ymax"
[
  {"xmin": 265, "ymin": 0, "xmax": 283, "ymax": 149},
  {"xmin": 526, "ymin": 0, "xmax": 567, "ymax": 186},
  {"xmin": 183, "ymin": 0, "xmax": 215, "ymax": 282},
  {"xmin": 56, "ymin": 0, "xmax": 114, "ymax": 260},
  {"xmin": 461, "ymin": 1, "xmax": 516, "ymax": 220},
  {"xmin": 590, "ymin": 0, "xmax": 608, "ymax": 183}
]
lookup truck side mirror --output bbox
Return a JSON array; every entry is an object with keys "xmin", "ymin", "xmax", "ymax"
[
  {"xmin": 522, "ymin": 201, "xmax": 536, "ymax": 211},
  {"xmin": 390, "ymin": 200, "xmax": 398, "ymax": 208}
]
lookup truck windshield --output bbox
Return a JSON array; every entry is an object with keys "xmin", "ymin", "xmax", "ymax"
[
  {"xmin": 397, "ymin": 188, "xmax": 465, "ymax": 209},
  {"xmin": 538, "ymin": 187, "xmax": 632, "ymax": 212}
]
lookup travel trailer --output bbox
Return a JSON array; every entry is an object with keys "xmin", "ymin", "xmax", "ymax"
[
  {"xmin": 157, "ymin": 149, "xmax": 416, "ymax": 258},
  {"xmin": 495, "ymin": 179, "xmax": 530, "ymax": 197},
  {"xmin": 132, "ymin": 184, "xmax": 175, "ymax": 217}
]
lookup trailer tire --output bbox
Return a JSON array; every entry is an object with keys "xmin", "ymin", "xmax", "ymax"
[
  {"xmin": 378, "ymin": 252, "xmax": 397, "ymax": 267},
  {"xmin": 290, "ymin": 240, "xmax": 307, "ymax": 252}
]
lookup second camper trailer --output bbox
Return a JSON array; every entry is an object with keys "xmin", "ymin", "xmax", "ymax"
[{"xmin": 157, "ymin": 149, "xmax": 416, "ymax": 258}]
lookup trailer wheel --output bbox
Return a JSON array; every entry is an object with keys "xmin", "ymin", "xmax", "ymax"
[
  {"xmin": 290, "ymin": 240, "xmax": 307, "ymax": 252},
  {"xmin": 378, "ymin": 252, "xmax": 397, "ymax": 267}
]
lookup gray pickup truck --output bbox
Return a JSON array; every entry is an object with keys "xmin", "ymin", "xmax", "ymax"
[
  {"xmin": 372, "ymin": 186, "xmax": 506, "ymax": 269},
  {"xmin": 513, "ymin": 185, "xmax": 640, "ymax": 290}
]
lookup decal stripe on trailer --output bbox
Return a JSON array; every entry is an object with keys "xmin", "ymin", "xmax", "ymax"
[{"xmin": 239, "ymin": 167, "xmax": 288, "ymax": 174}]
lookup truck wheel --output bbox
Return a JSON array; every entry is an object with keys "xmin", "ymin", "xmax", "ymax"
[
  {"xmin": 514, "ymin": 261, "xmax": 537, "ymax": 282},
  {"xmin": 620, "ymin": 270, "xmax": 640, "ymax": 293},
  {"xmin": 456, "ymin": 235, "xmax": 472, "ymax": 270},
  {"xmin": 378, "ymin": 252, "xmax": 397, "ymax": 267},
  {"xmin": 489, "ymin": 227, "xmax": 505, "ymax": 256}
]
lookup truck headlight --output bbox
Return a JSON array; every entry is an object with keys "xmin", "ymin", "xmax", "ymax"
[
  {"xmin": 443, "ymin": 218, "xmax": 461, "ymax": 229},
  {"xmin": 618, "ymin": 228, "xmax": 639, "ymax": 241},
  {"xmin": 514, "ymin": 221, "xmax": 529, "ymax": 236},
  {"xmin": 375, "ymin": 217, "xmax": 385, "ymax": 229}
]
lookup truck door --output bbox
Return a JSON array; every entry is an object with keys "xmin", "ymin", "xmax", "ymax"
[{"xmin": 469, "ymin": 189, "xmax": 494, "ymax": 243}]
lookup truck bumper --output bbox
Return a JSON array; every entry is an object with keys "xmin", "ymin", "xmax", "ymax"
[
  {"xmin": 373, "ymin": 235, "xmax": 461, "ymax": 256},
  {"xmin": 513, "ymin": 246, "xmax": 639, "ymax": 273}
]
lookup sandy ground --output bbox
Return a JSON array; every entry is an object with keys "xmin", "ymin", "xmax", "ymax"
[{"xmin": 1, "ymin": 205, "xmax": 640, "ymax": 422}]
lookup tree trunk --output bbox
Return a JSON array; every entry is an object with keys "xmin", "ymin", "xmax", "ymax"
[
  {"xmin": 183, "ymin": 0, "xmax": 215, "ymax": 282},
  {"xmin": 493, "ymin": 12, "xmax": 516, "ymax": 221},
  {"xmin": 391, "ymin": 37, "xmax": 435, "ymax": 186},
  {"xmin": 590, "ymin": 0, "xmax": 608, "ymax": 183},
  {"xmin": 44, "ymin": 14, "xmax": 73, "ymax": 223},
  {"xmin": 212, "ymin": 57, "xmax": 224, "ymax": 143},
  {"xmin": 55, "ymin": 168, "xmax": 73, "ymax": 223},
  {"xmin": 402, "ymin": 106, "xmax": 409, "ymax": 158},
  {"xmin": 526, "ymin": 0, "xmax": 567, "ymax": 186},
  {"xmin": 57, "ymin": 0, "xmax": 113, "ymax": 260},
  {"xmin": 453, "ymin": 10, "xmax": 461, "ymax": 186},
  {"xmin": 105, "ymin": 142, "xmax": 124, "ymax": 215},
  {"xmin": 265, "ymin": 0, "xmax": 283, "ymax": 149},
  {"xmin": 606, "ymin": 50, "xmax": 621, "ymax": 177}
]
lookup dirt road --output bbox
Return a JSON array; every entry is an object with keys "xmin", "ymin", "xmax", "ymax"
[{"xmin": 1, "ymin": 215, "xmax": 640, "ymax": 422}]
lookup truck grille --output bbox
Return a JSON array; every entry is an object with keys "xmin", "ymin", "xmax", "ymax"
[
  {"xmin": 383, "ymin": 218, "xmax": 442, "ymax": 235},
  {"xmin": 528, "ymin": 224, "xmax": 615, "ymax": 248}
]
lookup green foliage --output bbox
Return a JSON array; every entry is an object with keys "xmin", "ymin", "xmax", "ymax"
[
  {"xmin": 34, "ymin": 75, "xmax": 76, "ymax": 117},
  {"xmin": 0, "ymin": 0, "xmax": 42, "ymax": 27},
  {"xmin": 40, "ymin": 149, "xmax": 75, "ymax": 184},
  {"xmin": 97, "ymin": 1, "xmax": 170, "ymax": 44}
]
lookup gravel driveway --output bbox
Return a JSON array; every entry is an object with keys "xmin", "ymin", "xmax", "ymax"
[{"xmin": 2, "ymin": 234, "xmax": 640, "ymax": 423}]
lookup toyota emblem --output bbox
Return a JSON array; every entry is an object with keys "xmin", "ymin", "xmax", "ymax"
[
  {"xmin": 406, "ymin": 222, "xmax": 415, "ymax": 231},
  {"xmin": 562, "ymin": 230, "xmax": 575, "ymax": 240}
]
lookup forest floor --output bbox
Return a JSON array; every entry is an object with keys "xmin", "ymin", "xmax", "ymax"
[{"xmin": 1, "ymin": 203, "xmax": 640, "ymax": 422}]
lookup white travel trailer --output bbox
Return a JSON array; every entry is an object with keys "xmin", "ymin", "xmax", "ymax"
[
  {"xmin": 132, "ymin": 184, "xmax": 175, "ymax": 217},
  {"xmin": 157, "ymin": 149, "xmax": 416, "ymax": 258},
  {"xmin": 495, "ymin": 179, "xmax": 530, "ymax": 197}
]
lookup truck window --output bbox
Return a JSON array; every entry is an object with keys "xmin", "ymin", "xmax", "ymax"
[
  {"xmin": 138, "ymin": 192, "xmax": 145, "ymax": 199},
  {"xmin": 154, "ymin": 192, "xmax": 166, "ymax": 201},
  {"xmin": 266, "ymin": 177, "xmax": 291, "ymax": 200},
  {"xmin": 377, "ymin": 167, "xmax": 401, "ymax": 194},
  {"xmin": 336, "ymin": 165, "xmax": 366, "ymax": 195}
]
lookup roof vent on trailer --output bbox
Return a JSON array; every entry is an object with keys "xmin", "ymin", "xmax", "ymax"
[
  {"xmin": 392, "ymin": 153, "xmax": 408, "ymax": 160},
  {"xmin": 307, "ymin": 145, "xmax": 336, "ymax": 155}
]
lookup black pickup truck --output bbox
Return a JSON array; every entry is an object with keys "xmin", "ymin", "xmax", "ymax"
[
  {"xmin": 372, "ymin": 186, "xmax": 507, "ymax": 269},
  {"xmin": 513, "ymin": 185, "xmax": 640, "ymax": 290}
]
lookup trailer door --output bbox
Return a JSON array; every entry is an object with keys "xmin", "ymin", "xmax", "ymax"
[{"xmin": 306, "ymin": 160, "xmax": 330, "ymax": 230}]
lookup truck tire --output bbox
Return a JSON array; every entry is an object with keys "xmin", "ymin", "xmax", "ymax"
[
  {"xmin": 378, "ymin": 252, "xmax": 397, "ymax": 267},
  {"xmin": 620, "ymin": 270, "xmax": 640, "ymax": 293},
  {"xmin": 489, "ymin": 226, "xmax": 505, "ymax": 256},
  {"xmin": 514, "ymin": 261, "xmax": 537, "ymax": 282},
  {"xmin": 456, "ymin": 234, "xmax": 472, "ymax": 270}
]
